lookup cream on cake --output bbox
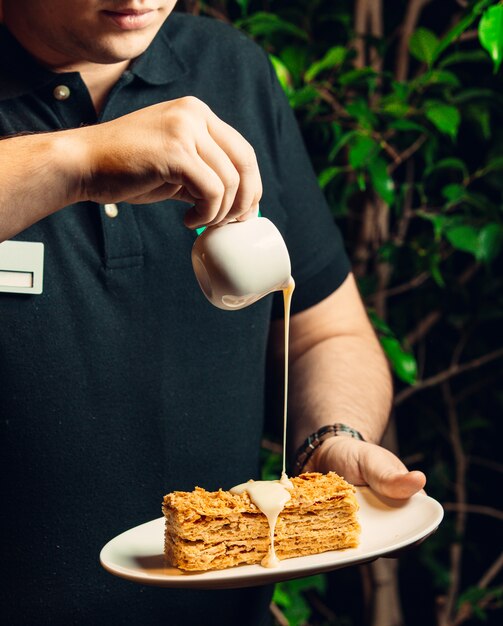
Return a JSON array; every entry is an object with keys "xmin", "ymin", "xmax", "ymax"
[{"xmin": 162, "ymin": 471, "xmax": 360, "ymax": 572}]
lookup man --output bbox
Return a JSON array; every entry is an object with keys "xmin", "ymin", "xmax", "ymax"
[{"xmin": 0, "ymin": 2, "xmax": 425, "ymax": 624}]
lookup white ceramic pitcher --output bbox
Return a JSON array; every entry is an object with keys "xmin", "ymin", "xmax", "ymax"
[{"xmin": 191, "ymin": 216, "xmax": 291, "ymax": 310}]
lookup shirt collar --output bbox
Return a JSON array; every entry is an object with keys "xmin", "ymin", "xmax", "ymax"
[
  {"xmin": 0, "ymin": 20, "xmax": 187, "ymax": 103},
  {"xmin": 129, "ymin": 23, "xmax": 187, "ymax": 85}
]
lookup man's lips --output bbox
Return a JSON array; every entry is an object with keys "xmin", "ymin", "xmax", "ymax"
[{"xmin": 101, "ymin": 8, "xmax": 158, "ymax": 30}]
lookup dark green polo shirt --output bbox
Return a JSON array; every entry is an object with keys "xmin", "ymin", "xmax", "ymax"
[{"xmin": 0, "ymin": 12, "xmax": 350, "ymax": 626}]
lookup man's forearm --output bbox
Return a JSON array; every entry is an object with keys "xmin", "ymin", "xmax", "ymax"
[
  {"xmin": 0, "ymin": 131, "xmax": 86, "ymax": 241},
  {"xmin": 278, "ymin": 274, "xmax": 393, "ymax": 464},
  {"xmin": 288, "ymin": 332, "xmax": 392, "ymax": 457},
  {"xmin": 281, "ymin": 275, "xmax": 425, "ymax": 497}
]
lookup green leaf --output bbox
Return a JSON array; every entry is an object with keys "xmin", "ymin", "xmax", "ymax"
[
  {"xmin": 328, "ymin": 130, "xmax": 358, "ymax": 162},
  {"xmin": 269, "ymin": 54, "xmax": 292, "ymax": 93},
  {"xmin": 417, "ymin": 211, "xmax": 451, "ymax": 240},
  {"xmin": 442, "ymin": 183, "xmax": 466, "ymax": 203},
  {"xmin": 236, "ymin": 12, "xmax": 309, "ymax": 40},
  {"xmin": 272, "ymin": 586, "xmax": 291, "ymax": 608},
  {"xmin": 284, "ymin": 575, "xmax": 326, "ymax": 594},
  {"xmin": 348, "ymin": 135, "xmax": 378, "ymax": 169},
  {"xmin": 458, "ymin": 585, "xmax": 503, "ymax": 619},
  {"xmin": 429, "ymin": 252, "xmax": 445, "ymax": 287},
  {"xmin": 260, "ymin": 450, "xmax": 282, "ymax": 481},
  {"xmin": 459, "ymin": 416, "xmax": 491, "ymax": 432},
  {"xmin": 424, "ymin": 157, "xmax": 469, "ymax": 181},
  {"xmin": 273, "ymin": 581, "xmax": 311, "ymax": 626},
  {"xmin": 368, "ymin": 310, "xmax": 394, "ymax": 336},
  {"xmin": 409, "ymin": 27, "xmax": 440, "ymax": 66},
  {"xmin": 464, "ymin": 103, "xmax": 491, "ymax": 140},
  {"xmin": 438, "ymin": 49, "xmax": 491, "ymax": 68},
  {"xmin": 368, "ymin": 156, "xmax": 395, "ymax": 204},
  {"xmin": 280, "ymin": 46, "xmax": 310, "ymax": 84},
  {"xmin": 424, "ymin": 101, "xmax": 461, "ymax": 139},
  {"xmin": 432, "ymin": 0, "xmax": 494, "ymax": 62},
  {"xmin": 346, "ymin": 97, "xmax": 378, "ymax": 129},
  {"xmin": 235, "ymin": 0, "xmax": 249, "ymax": 17},
  {"xmin": 380, "ymin": 337, "xmax": 418, "ymax": 385},
  {"xmin": 391, "ymin": 80, "xmax": 410, "ymax": 101},
  {"xmin": 381, "ymin": 101, "xmax": 410, "ymax": 117},
  {"xmin": 450, "ymin": 87, "xmax": 499, "ymax": 104},
  {"xmin": 480, "ymin": 156, "xmax": 503, "ymax": 175},
  {"xmin": 445, "ymin": 225, "xmax": 479, "ymax": 256},
  {"xmin": 304, "ymin": 46, "xmax": 347, "ymax": 81},
  {"xmin": 288, "ymin": 84, "xmax": 319, "ymax": 109},
  {"xmin": 463, "ymin": 191, "xmax": 494, "ymax": 211},
  {"xmin": 378, "ymin": 241, "xmax": 397, "ymax": 262},
  {"xmin": 477, "ymin": 223, "xmax": 503, "ymax": 263},
  {"xmin": 379, "ymin": 89, "xmax": 411, "ymax": 117},
  {"xmin": 413, "ymin": 69, "xmax": 461, "ymax": 88},
  {"xmin": 389, "ymin": 119, "xmax": 429, "ymax": 133},
  {"xmin": 421, "ymin": 133, "xmax": 440, "ymax": 168},
  {"xmin": 478, "ymin": 4, "xmax": 503, "ymax": 73},
  {"xmin": 338, "ymin": 67, "xmax": 377, "ymax": 86},
  {"xmin": 318, "ymin": 166, "xmax": 346, "ymax": 188}
]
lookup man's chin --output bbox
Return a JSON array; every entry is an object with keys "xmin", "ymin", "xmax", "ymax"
[{"xmin": 83, "ymin": 36, "xmax": 157, "ymax": 65}]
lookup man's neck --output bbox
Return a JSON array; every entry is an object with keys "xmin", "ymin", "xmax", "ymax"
[{"xmin": 2, "ymin": 15, "xmax": 131, "ymax": 114}]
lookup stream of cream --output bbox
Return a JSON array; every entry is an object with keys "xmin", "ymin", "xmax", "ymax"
[{"xmin": 230, "ymin": 278, "xmax": 295, "ymax": 567}]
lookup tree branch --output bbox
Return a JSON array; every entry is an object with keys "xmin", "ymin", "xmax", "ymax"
[
  {"xmin": 394, "ymin": 347, "xmax": 503, "ymax": 406},
  {"xmin": 354, "ymin": 0, "xmax": 370, "ymax": 68},
  {"xmin": 388, "ymin": 134, "xmax": 428, "ymax": 172},
  {"xmin": 315, "ymin": 86, "xmax": 350, "ymax": 118},
  {"xmin": 478, "ymin": 551, "xmax": 503, "ymax": 589},
  {"xmin": 468, "ymin": 455, "xmax": 503, "ymax": 475},
  {"xmin": 368, "ymin": 0, "xmax": 384, "ymax": 73},
  {"xmin": 366, "ymin": 271, "xmax": 430, "ymax": 303},
  {"xmin": 405, "ymin": 262, "xmax": 480, "ymax": 346},
  {"xmin": 393, "ymin": 157, "xmax": 416, "ymax": 246},
  {"xmin": 395, "ymin": 0, "xmax": 434, "ymax": 81},
  {"xmin": 438, "ymin": 382, "xmax": 467, "ymax": 626},
  {"xmin": 269, "ymin": 603, "xmax": 289, "ymax": 626},
  {"xmin": 452, "ymin": 588, "xmax": 503, "ymax": 626},
  {"xmin": 442, "ymin": 503, "xmax": 503, "ymax": 523},
  {"xmin": 459, "ymin": 28, "xmax": 479, "ymax": 41}
]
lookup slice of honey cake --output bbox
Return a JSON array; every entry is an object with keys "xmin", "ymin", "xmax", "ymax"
[{"xmin": 162, "ymin": 472, "xmax": 360, "ymax": 572}]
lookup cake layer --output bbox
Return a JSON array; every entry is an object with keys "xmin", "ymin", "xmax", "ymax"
[{"xmin": 162, "ymin": 472, "xmax": 360, "ymax": 572}]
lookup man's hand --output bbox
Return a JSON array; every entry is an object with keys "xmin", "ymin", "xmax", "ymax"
[
  {"xmin": 306, "ymin": 436, "xmax": 426, "ymax": 500},
  {"xmin": 0, "ymin": 97, "xmax": 262, "ymax": 242},
  {"xmin": 80, "ymin": 96, "xmax": 262, "ymax": 228}
]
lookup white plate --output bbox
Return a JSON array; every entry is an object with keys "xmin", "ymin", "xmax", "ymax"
[{"xmin": 100, "ymin": 487, "xmax": 443, "ymax": 589}]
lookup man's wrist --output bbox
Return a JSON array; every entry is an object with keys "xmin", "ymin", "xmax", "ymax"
[
  {"xmin": 293, "ymin": 423, "xmax": 365, "ymax": 475},
  {"xmin": 51, "ymin": 129, "xmax": 92, "ymax": 205}
]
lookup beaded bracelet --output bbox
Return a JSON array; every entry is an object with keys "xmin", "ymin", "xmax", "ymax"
[{"xmin": 294, "ymin": 423, "xmax": 365, "ymax": 474}]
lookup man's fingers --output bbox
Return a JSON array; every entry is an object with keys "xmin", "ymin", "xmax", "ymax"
[
  {"xmin": 311, "ymin": 437, "xmax": 426, "ymax": 501},
  {"xmin": 207, "ymin": 115, "xmax": 262, "ymax": 221},
  {"xmin": 173, "ymin": 152, "xmax": 229, "ymax": 228},
  {"xmin": 235, "ymin": 202, "xmax": 260, "ymax": 223},
  {"xmin": 86, "ymin": 97, "xmax": 262, "ymax": 225},
  {"xmin": 368, "ymin": 469, "xmax": 427, "ymax": 500},
  {"xmin": 356, "ymin": 443, "xmax": 426, "ymax": 499},
  {"xmin": 194, "ymin": 135, "xmax": 241, "ymax": 225}
]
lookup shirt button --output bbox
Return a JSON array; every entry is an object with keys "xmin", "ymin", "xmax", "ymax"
[
  {"xmin": 104, "ymin": 203, "xmax": 119, "ymax": 218},
  {"xmin": 53, "ymin": 85, "xmax": 71, "ymax": 101}
]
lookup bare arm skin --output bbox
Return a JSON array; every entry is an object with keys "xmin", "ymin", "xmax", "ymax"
[
  {"xmin": 0, "ymin": 96, "xmax": 262, "ymax": 242},
  {"xmin": 272, "ymin": 272, "xmax": 426, "ymax": 499}
]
